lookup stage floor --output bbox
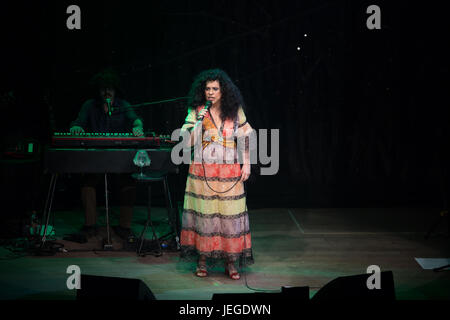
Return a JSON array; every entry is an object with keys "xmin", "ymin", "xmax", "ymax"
[{"xmin": 0, "ymin": 206, "xmax": 449, "ymax": 300}]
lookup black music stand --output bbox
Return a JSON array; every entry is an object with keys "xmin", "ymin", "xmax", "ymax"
[
  {"xmin": 424, "ymin": 142, "xmax": 450, "ymax": 272},
  {"xmin": 132, "ymin": 170, "xmax": 179, "ymax": 257},
  {"xmin": 425, "ymin": 147, "xmax": 449, "ymax": 240}
]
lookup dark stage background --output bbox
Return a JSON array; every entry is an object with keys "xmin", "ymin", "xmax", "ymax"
[{"xmin": 1, "ymin": 1, "xmax": 449, "ymax": 221}]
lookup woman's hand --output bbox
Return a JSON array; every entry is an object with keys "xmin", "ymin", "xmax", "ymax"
[
  {"xmin": 197, "ymin": 107, "xmax": 208, "ymax": 121},
  {"xmin": 240, "ymin": 163, "xmax": 251, "ymax": 182}
]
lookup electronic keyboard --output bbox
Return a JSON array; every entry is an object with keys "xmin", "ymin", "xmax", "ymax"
[{"xmin": 51, "ymin": 132, "xmax": 173, "ymax": 148}]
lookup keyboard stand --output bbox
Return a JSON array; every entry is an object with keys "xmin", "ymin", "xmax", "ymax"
[
  {"xmin": 40, "ymin": 173, "xmax": 58, "ymax": 249},
  {"xmin": 103, "ymin": 173, "xmax": 113, "ymax": 250},
  {"xmin": 41, "ymin": 146, "xmax": 178, "ymax": 252},
  {"xmin": 40, "ymin": 172, "xmax": 114, "ymax": 251}
]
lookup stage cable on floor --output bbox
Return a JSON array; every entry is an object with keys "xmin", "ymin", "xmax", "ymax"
[
  {"xmin": 200, "ymin": 131, "xmax": 279, "ymax": 292},
  {"xmin": 241, "ymin": 186, "xmax": 323, "ymax": 292},
  {"xmin": 198, "ymin": 123, "xmax": 305, "ymax": 293},
  {"xmin": 241, "ymin": 181, "xmax": 281, "ymax": 293}
]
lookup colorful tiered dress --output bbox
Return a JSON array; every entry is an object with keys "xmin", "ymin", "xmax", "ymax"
[{"xmin": 180, "ymin": 105, "xmax": 254, "ymax": 266}]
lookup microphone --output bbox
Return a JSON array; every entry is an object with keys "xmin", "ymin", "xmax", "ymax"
[
  {"xmin": 198, "ymin": 100, "xmax": 212, "ymax": 121},
  {"xmin": 105, "ymin": 98, "xmax": 112, "ymax": 116}
]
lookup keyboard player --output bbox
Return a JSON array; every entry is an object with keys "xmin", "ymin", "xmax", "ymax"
[{"xmin": 69, "ymin": 69, "xmax": 144, "ymax": 240}]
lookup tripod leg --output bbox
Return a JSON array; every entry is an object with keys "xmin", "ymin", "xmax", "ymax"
[
  {"xmin": 425, "ymin": 210, "xmax": 449, "ymax": 240},
  {"xmin": 163, "ymin": 176, "xmax": 179, "ymax": 236},
  {"xmin": 137, "ymin": 217, "xmax": 150, "ymax": 256},
  {"xmin": 447, "ymin": 212, "xmax": 450, "ymax": 235},
  {"xmin": 162, "ymin": 177, "xmax": 172, "ymax": 228},
  {"xmin": 40, "ymin": 173, "xmax": 54, "ymax": 239},
  {"xmin": 104, "ymin": 173, "xmax": 112, "ymax": 249},
  {"xmin": 145, "ymin": 185, "xmax": 162, "ymax": 256},
  {"xmin": 41, "ymin": 173, "xmax": 57, "ymax": 247},
  {"xmin": 425, "ymin": 214, "xmax": 443, "ymax": 240}
]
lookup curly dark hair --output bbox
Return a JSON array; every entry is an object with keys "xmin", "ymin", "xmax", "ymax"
[
  {"xmin": 89, "ymin": 68, "xmax": 121, "ymax": 92},
  {"xmin": 187, "ymin": 69, "xmax": 245, "ymax": 121}
]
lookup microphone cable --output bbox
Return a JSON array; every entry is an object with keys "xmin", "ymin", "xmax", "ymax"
[
  {"xmin": 199, "ymin": 104, "xmax": 239, "ymax": 195},
  {"xmin": 201, "ymin": 145, "xmax": 280, "ymax": 292},
  {"xmin": 241, "ymin": 179, "xmax": 322, "ymax": 293},
  {"xmin": 201, "ymin": 157, "xmax": 240, "ymax": 194},
  {"xmin": 196, "ymin": 113, "xmax": 280, "ymax": 292},
  {"xmin": 241, "ymin": 180, "xmax": 281, "ymax": 293}
]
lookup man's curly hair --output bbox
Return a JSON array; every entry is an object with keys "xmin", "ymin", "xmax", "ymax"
[
  {"xmin": 187, "ymin": 69, "xmax": 245, "ymax": 121},
  {"xmin": 89, "ymin": 68, "xmax": 121, "ymax": 92}
]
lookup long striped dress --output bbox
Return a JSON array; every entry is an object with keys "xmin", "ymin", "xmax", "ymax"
[{"xmin": 179, "ymin": 105, "xmax": 254, "ymax": 266}]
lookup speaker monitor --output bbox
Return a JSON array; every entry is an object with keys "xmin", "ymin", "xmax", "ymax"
[
  {"xmin": 312, "ymin": 271, "xmax": 395, "ymax": 301},
  {"xmin": 76, "ymin": 274, "xmax": 156, "ymax": 300}
]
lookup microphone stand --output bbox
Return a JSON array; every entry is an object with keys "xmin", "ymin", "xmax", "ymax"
[
  {"xmin": 108, "ymin": 96, "xmax": 188, "ymax": 116},
  {"xmin": 106, "ymin": 98, "xmax": 112, "ymax": 116},
  {"xmin": 129, "ymin": 96, "xmax": 187, "ymax": 109}
]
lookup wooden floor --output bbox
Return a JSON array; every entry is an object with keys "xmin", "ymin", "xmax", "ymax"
[{"xmin": 0, "ymin": 206, "xmax": 449, "ymax": 300}]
